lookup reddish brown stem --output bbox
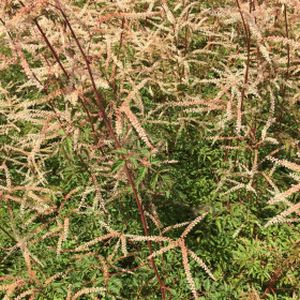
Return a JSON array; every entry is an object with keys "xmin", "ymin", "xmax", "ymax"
[
  {"xmin": 236, "ymin": 0, "xmax": 251, "ymax": 116},
  {"xmin": 34, "ymin": 17, "xmax": 102, "ymax": 146},
  {"xmin": 262, "ymin": 268, "xmax": 282, "ymax": 298},
  {"xmin": 111, "ymin": 17, "xmax": 126, "ymax": 94},
  {"xmin": 284, "ymin": 4, "xmax": 290, "ymax": 79},
  {"xmin": 281, "ymin": 4, "xmax": 290, "ymax": 99},
  {"xmin": 55, "ymin": 1, "xmax": 166, "ymax": 297},
  {"xmin": 34, "ymin": 19, "xmax": 69, "ymax": 79}
]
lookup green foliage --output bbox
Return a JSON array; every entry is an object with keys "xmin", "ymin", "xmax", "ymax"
[{"xmin": 1, "ymin": 0, "xmax": 300, "ymax": 299}]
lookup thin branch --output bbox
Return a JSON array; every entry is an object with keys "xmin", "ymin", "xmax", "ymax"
[
  {"xmin": 54, "ymin": 1, "xmax": 166, "ymax": 297},
  {"xmin": 281, "ymin": 4, "xmax": 290, "ymax": 99},
  {"xmin": 235, "ymin": 0, "xmax": 251, "ymax": 134}
]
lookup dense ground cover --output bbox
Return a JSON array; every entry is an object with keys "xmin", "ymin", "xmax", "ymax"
[{"xmin": 0, "ymin": 0, "xmax": 299, "ymax": 299}]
